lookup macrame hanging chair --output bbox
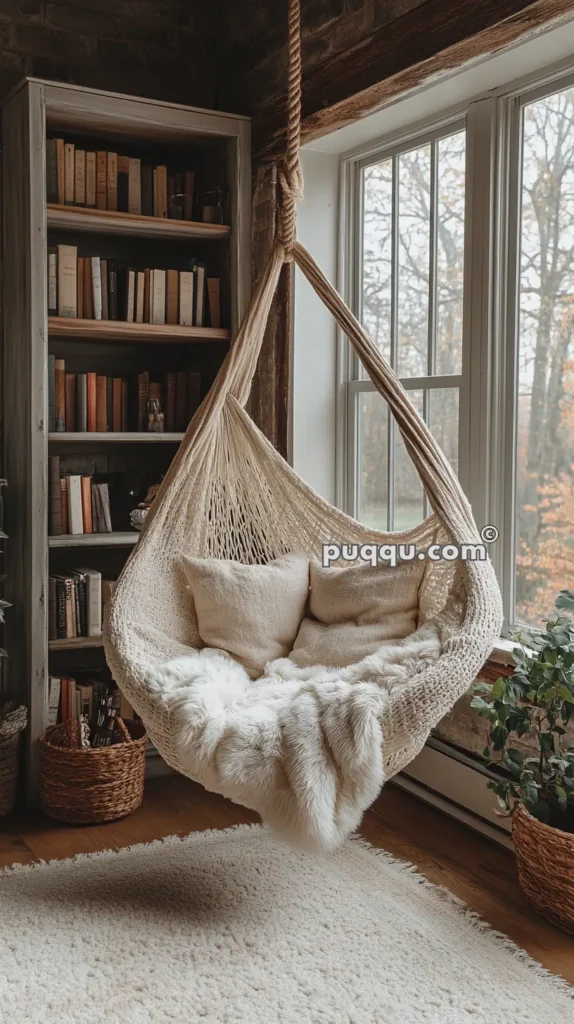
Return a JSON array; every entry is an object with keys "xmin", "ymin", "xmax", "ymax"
[{"xmin": 104, "ymin": 0, "xmax": 503, "ymax": 835}]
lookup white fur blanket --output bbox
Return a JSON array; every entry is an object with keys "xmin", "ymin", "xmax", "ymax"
[{"xmin": 146, "ymin": 624, "xmax": 441, "ymax": 853}]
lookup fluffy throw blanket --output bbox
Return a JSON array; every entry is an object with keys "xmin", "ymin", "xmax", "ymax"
[{"xmin": 146, "ymin": 624, "xmax": 441, "ymax": 852}]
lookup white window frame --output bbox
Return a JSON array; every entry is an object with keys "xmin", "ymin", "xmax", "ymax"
[{"xmin": 337, "ymin": 58, "xmax": 574, "ymax": 628}]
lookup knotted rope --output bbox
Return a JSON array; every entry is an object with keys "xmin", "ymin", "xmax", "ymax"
[{"xmin": 278, "ymin": 0, "xmax": 304, "ymax": 257}]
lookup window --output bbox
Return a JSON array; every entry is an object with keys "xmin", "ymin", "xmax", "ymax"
[{"xmin": 342, "ymin": 68, "xmax": 574, "ymax": 627}]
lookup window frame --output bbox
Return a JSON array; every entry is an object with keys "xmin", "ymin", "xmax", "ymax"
[{"xmin": 337, "ymin": 61, "xmax": 574, "ymax": 627}]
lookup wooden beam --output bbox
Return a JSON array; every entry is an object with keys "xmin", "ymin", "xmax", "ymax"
[{"xmin": 254, "ymin": 0, "xmax": 574, "ymax": 162}]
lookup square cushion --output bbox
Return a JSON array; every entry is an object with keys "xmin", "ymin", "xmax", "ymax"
[
  {"xmin": 289, "ymin": 559, "xmax": 425, "ymax": 669},
  {"xmin": 180, "ymin": 553, "xmax": 310, "ymax": 678}
]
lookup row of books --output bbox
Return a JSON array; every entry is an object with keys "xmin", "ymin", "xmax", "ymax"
[
  {"xmin": 49, "ymin": 245, "xmax": 221, "ymax": 328},
  {"xmin": 48, "ymin": 675, "xmax": 134, "ymax": 745},
  {"xmin": 49, "ymin": 462, "xmax": 112, "ymax": 536},
  {"xmin": 48, "ymin": 359, "xmax": 201, "ymax": 433},
  {"xmin": 46, "ymin": 139, "xmax": 197, "ymax": 221},
  {"xmin": 48, "ymin": 569, "xmax": 115, "ymax": 639}
]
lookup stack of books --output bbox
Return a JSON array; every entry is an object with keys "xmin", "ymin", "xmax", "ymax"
[
  {"xmin": 47, "ymin": 674, "xmax": 134, "ymax": 737},
  {"xmin": 48, "ymin": 459, "xmax": 113, "ymax": 536},
  {"xmin": 48, "ymin": 245, "xmax": 221, "ymax": 328},
  {"xmin": 46, "ymin": 139, "xmax": 197, "ymax": 221},
  {"xmin": 48, "ymin": 569, "xmax": 115, "ymax": 640},
  {"xmin": 48, "ymin": 358, "xmax": 201, "ymax": 433}
]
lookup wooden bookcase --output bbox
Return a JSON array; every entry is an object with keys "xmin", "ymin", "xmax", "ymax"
[{"xmin": 1, "ymin": 79, "xmax": 251, "ymax": 800}]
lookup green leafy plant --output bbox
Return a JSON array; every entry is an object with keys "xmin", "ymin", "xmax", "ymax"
[{"xmin": 471, "ymin": 589, "xmax": 574, "ymax": 831}]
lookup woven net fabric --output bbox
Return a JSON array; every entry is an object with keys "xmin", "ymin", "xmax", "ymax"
[{"xmin": 104, "ymin": 238, "xmax": 504, "ymax": 783}]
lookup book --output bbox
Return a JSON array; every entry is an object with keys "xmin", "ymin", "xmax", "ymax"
[
  {"xmin": 60, "ymin": 478, "xmax": 69, "ymax": 534},
  {"xmin": 117, "ymin": 155, "xmax": 129, "ymax": 212},
  {"xmin": 153, "ymin": 168, "xmax": 158, "ymax": 216},
  {"xmin": 96, "ymin": 151, "xmax": 107, "ymax": 209},
  {"xmin": 96, "ymin": 375, "xmax": 107, "ymax": 431},
  {"xmin": 65, "ymin": 373, "xmax": 76, "ymax": 432},
  {"xmin": 183, "ymin": 170, "xmax": 195, "ymax": 221},
  {"xmin": 143, "ymin": 267, "xmax": 151, "ymax": 323},
  {"xmin": 125, "ymin": 268, "xmax": 136, "ymax": 322},
  {"xmin": 46, "ymin": 138, "xmax": 59, "ymax": 203},
  {"xmin": 47, "ymin": 248, "xmax": 58, "ymax": 315},
  {"xmin": 76, "ymin": 256, "xmax": 84, "ymax": 318},
  {"xmin": 48, "ymin": 579, "xmax": 57, "ymax": 641},
  {"xmin": 74, "ymin": 149, "xmax": 86, "ymax": 205},
  {"xmin": 166, "ymin": 269, "xmax": 179, "ymax": 325},
  {"xmin": 86, "ymin": 152, "xmax": 96, "ymax": 207},
  {"xmin": 67, "ymin": 475, "xmax": 84, "ymax": 535},
  {"xmin": 128, "ymin": 157, "xmax": 141, "ymax": 214},
  {"xmin": 76, "ymin": 373, "xmax": 87, "ymax": 432},
  {"xmin": 108, "ymin": 263, "xmax": 118, "ymax": 321},
  {"xmin": 179, "ymin": 270, "xmax": 194, "ymax": 326},
  {"xmin": 47, "ymin": 677, "xmax": 61, "ymax": 726},
  {"xmin": 81, "ymin": 477, "xmax": 93, "ymax": 534},
  {"xmin": 112, "ymin": 378, "xmax": 122, "ymax": 431},
  {"xmin": 70, "ymin": 570, "xmax": 87, "ymax": 636},
  {"xmin": 57, "ymin": 244, "xmax": 77, "ymax": 317},
  {"xmin": 207, "ymin": 277, "xmax": 221, "ymax": 328},
  {"xmin": 74, "ymin": 568, "xmax": 102, "ymax": 635},
  {"xmin": 106, "ymin": 377, "xmax": 113, "ymax": 433},
  {"xmin": 135, "ymin": 270, "xmax": 145, "ymax": 323},
  {"xmin": 48, "ymin": 455, "xmax": 61, "ymax": 536},
  {"xmin": 121, "ymin": 380, "xmax": 128, "ymax": 431},
  {"xmin": 106, "ymin": 151, "xmax": 117, "ymax": 212},
  {"xmin": 48, "ymin": 354, "xmax": 56, "ymax": 432},
  {"xmin": 54, "ymin": 358, "xmax": 66, "ymax": 431},
  {"xmin": 96, "ymin": 483, "xmax": 112, "ymax": 532},
  {"xmin": 100, "ymin": 258, "xmax": 109, "ymax": 320},
  {"xmin": 64, "ymin": 142, "xmax": 75, "ymax": 204},
  {"xmin": 141, "ymin": 164, "xmax": 153, "ymax": 216},
  {"xmin": 165, "ymin": 370, "xmax": 176, "ymax": 432},
  {"xmin": 91, "ymin": 256, "xmax": 102, "ymax": 320},
  {"xmin": 55, "ymin": 138, "xmax": 65, "ymax": 204},
  {"xmin": 83, "ymin": 256, "xmax": 93, "ymax": 319},
  {"xmin": 137, "ymin": 371, "xmax": 150, "ymax": 431},
  {"xmin": 156, "ymin": 165, "xmax": 168, "ymax": 218},
  {"xmin": 150, "ymin": 269, "xmax": 166, "ymax": 325},
  {"xmin": 192, "ymin": 260, "xmax": 205, "ymax": 327},
  {"xmin": 86, "ymin": 372, "xmax": 97, "ymax": 431}
]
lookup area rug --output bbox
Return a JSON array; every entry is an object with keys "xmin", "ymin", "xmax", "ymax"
[{"xmin": 0, "ymin": 825, "xmax": 571, "ymax": 1024}]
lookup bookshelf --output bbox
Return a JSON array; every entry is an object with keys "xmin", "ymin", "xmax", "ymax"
[{"xmin": 2, "ymin": 79, "xmax": 250, "ymax": 800}]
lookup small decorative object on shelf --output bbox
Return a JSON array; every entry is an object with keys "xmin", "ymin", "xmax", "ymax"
[
  {"xmin": 471, "ymin": 588, "xmax": 574, "ymax": 933},
  {"xmin": 147, "ymin": 397, "xmax": 165, "ymax": 433},
  {"xmin": 200, "ymin": 186, "xmax": 224, "ymax": 224}
]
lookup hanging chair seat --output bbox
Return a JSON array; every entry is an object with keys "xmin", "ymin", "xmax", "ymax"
[{"xmin": 104, "ymin": 238, "xmax": 503, "ymax": 852}]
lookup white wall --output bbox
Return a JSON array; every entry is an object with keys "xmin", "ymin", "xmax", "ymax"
[{"xmin": 292, "ymin": 149, "xmax": 339, "ymax": 504}]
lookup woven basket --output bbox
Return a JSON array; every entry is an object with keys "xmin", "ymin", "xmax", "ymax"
[
  {"xmin": 513, "ymin": 802, "xmax": 574, "ymax": 934},
  {"xmin": 0, "ymin": 703, "xmax": 27, "ymax": 816},
  {"xmin": 39, "ymin": 718, "xmax": 147, "ymax": 824}
]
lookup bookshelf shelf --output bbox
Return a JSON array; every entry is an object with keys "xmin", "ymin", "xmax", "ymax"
[
  {"xmin": 48, "ymin": 532, "xmax": 139, "ymax": 548},
  {"xmin": 49, "ymin": 635, "xmax": 104, "ymax": 650},
  {"xmin": 48, "ymin": 317, "xmax": 230, "ymax": 343},
  {"xmin": 47, "ymin": 203, "xmax": 231, "ymax": 241},
  {"xmin": 49, "ymin": 432, "xmax": 184, "ymax": 443}
]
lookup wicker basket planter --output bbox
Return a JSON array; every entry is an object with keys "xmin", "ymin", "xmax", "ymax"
[
  {"xmin": 0, "ymin": 703, "xmax": 27, "ymax": 816},
  {"xmin": 39, "ymin": 718, "xmax": 147, "ymax": 824},
  {"xmin": 513, "ymin": 802, "xmax": 574, "ymax": 934}
]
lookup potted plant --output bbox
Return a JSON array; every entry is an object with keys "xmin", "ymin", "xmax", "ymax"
[
  {"xmin": 0, "ymin": 479, "xmax": 27, "ymax": 816},
  {"xmin": 471, "ymin": 589, "xmax": 574, "ymax": 932}
]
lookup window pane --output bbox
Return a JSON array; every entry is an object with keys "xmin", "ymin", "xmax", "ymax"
[
  {"xmin": 362, "ymin": 159, "xmax": 393, "ymax": 364},
  {"xmin": 436, "ymin": 133, "xmax": 466, "ymax": 375},
  {"xmin": 397, "ymin": 147, "xmax": 430, "ymax": 378},
  {"xmin": 428, "ymin": 388, "xmax": 459, "ymax": 475},
  {"xmin": 358, "ymin": 391, "xmax": 389, "ymax": 529},
  {"xmin": 393, "ymin": 390, "xmax": 425, "ymax": 529},
  {"xmin": 515, "ymin": 88, "xmax": 574, "ymax": 624}
]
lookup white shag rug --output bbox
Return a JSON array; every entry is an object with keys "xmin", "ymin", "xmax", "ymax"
[{"xmin": 0, "ymin": 825, "xmax": 571, "ymax": 1024}]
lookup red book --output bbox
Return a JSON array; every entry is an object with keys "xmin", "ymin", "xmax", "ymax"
[
  {"xmin": 86, "ymin": 372, "xmax": 97, "ymax": 432},
  {"xmin": 96, "ymin": 375, "xmax": 107, "ymax": 432},
  {"xmin": 112, "ymin": 378, "xmax": 122, "ymax": 432}
]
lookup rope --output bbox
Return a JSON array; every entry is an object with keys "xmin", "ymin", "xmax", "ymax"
[{"xmin": 278, "ymin": 0, "xmax": 304, "ymax": 256}]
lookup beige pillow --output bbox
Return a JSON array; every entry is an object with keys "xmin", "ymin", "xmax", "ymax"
[
  {"xmin": 289, "ymin": 559, "xmax": 425, "ymax": 669},
  {"xmin": 180, "ymin": 553, "xmax": 310, "ymax": 678}
]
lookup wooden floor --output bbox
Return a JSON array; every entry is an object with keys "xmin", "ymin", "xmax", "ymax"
[{"xmin": 1, "ymin": 776, "xmax": 573, "ymax": 984}]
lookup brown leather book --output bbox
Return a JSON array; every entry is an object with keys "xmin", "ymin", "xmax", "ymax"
[
  {"xmin": 54, "ymin": 359, "xmax": 66, "ymax": 432},
  {"xmin": 112, "ymin": 378, "xmax": 122, "ymax": 432},
  {"xmin": 76, "ymin": 257, "xmax": 84, "ymax": 319},
  {"xmin": 165, "ymin": 371, "xmax": 176, "ymax": 432},
  {"xmin": 60, "ymin": 477, "xmax": 69, "ymax": 534},
  {"xmin": 86, "ymin": 372, "xmax": 97, "ymax": 432},
  {"xmin": 83, "ymin": 257, "xmax": 93, "ymax": 319},
  {"xmin": 175, "ymin": 370, "xmax": 186, "ymax": 432},
  {"xmin": 137, "ymin": 371, "xmax": 150, "ymax": 432},
  {"xmin": 96, "ymin": 375, "xmax": 107, "ymax": 432},
  {"xmin": 121, "ymin": 380, "xmax": 128, "ymax": 432},
  {"xmin": 166, "ymin": 269, "xmax": 178, "ymax": 325},
  {"xmin": 156, "ymin": 165, "xmax": 168, "ymax": 218},
  {"xmin": 65, "ymin": 373, "xmax": 76, "ymax": 431},
  {"xmin": 81, "ymin": 476, "xmax": 93, "ymax": 533},
  {"xmin": 96, "ymin": 151, "xmax": 107, "ymax": 210},
  {"xmin": 106, "ymin": 152, "xmax": 117, "ymax": 212}
]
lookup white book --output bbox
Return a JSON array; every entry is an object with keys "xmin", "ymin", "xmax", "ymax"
[
  {"xmin": 125, "ymin": 269, "xmax": 136, "ymax": 323},
  {"xmin": 47, "ymin": 677, "xmax": 61, "ymax": 727},
  {"xmin": 57, "ymin": 244, "xmax": 77, "ymax": 317},
  {"xmin": 74, "ymin": 567, "xmax": 102, "ymax": 636},
  {"xmin": 128, "ymin": 157, "xmax": 141, "ymax": 214},
  {"xmin": 86, "ymin": 152, "xmax": 96, "ymax": 207},
  {"xmin": 91, "ymin": 256, "xmax": 102, "ymax": 320},
  {"xmin": 150, "ymin": 268, "xmax": 166, "ymax": 325},
  {"xmin": 48, "ymin": 252, "xmax": 57, "ymax": 314},
  {"xmin": 135, "ymin": 270, "xmax": 145, "ymax": 323},
  {"xmin": 179, "ymin": 270, "xmax": 194, "ymax": 326},
  {"xmin": 66, "ymin": 475, "xmax": 84, "ymax": 535}
]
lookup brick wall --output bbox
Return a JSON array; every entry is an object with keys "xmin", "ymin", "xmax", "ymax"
[{"xmin": 0, "ymin": 0, "xmax": 219, "ymax": 106}]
